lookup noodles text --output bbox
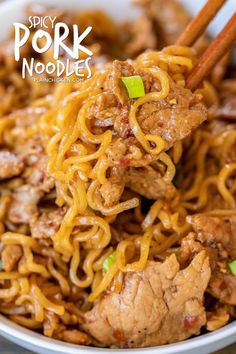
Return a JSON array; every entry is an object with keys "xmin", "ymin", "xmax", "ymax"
[{"xmin": 14, "ymin": 16, "xmax": 93, "ymax": 79}]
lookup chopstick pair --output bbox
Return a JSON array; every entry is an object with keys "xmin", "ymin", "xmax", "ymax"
[{"xmin": 176, "ymin": 0, "xmax": 236, "ymax": 91}]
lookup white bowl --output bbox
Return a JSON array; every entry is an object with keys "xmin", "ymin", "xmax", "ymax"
[{"xmin": 0, "ymin": 0, "xmax": 235, "ymax": 353}]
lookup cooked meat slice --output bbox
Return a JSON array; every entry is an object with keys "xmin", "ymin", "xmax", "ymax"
[
  {"xmin": 179, "ymin": 232, "xmax": 219, "ymax": 271},
  {"xmin": 135, "ymin": 0, "xmax": 208, "ymax": 54},
  {"xmin": 184, "ymin": 215, "xmax": 236, "ymax": 305},
  {"xmin": 9, "ymin": 107, "xmax": 46, "ymax": 130},
  {"xmin": 137, "ymin": 83, "xmax": 207, "ymax": 150},
  {"xmin": 88, "ymin": 90, "xmax": 129, "ymax": 137},
  {"xmin": 100, "ymin": 60, "xmax": 207, "ymax": 168},
  {"xmin": 12, "ymin": 133, "xmax": 54, "ymax": 193},
  {"xmin": 57, "ymin": 329, "xmax": 92, "ymax": 345},
  {"xmin": 99, "ymin": 167, "xmax": 125, "ymax": 207},
  {"xmin": 208, "ymin": 271, "xmax": 236, "ymax": 305},
  {"xmin": 4, "ymin": 107, "xmax": 47, "ymax": 146},
  {"xmin": 136, "ymin": 0, "xmax": 190, "ymax": 46},
  {"xmin": 179, "ymin": 233, "xmax": 205, "ymax": 266},
  {"xmin": 0, "ymin": 151, "xmax": 24, "ymax": 180},
  {"xmin": 85, "ymin": 251, "xmax": 210, "ymax": 348},
  {"xmin": 206, "ymin": 307, "xmax": 230, "ymax": 331},
  {"xmin": 1, "ymin": 244, "xmax": 22, "ymax": 272},
  {"xmin": 125, "ymin": 166, "xmax": 175, "ymax": 200},
  {"xmin": 188, "ymin": 215, "xmax": 236, "ymax": 258},
  {"xmin": 106, "ymin": 137, "xmax": 154, "ymax": 168},
  {"xmin": 7, "ymin": 185, "xmax": 42, "ymax": 224},
  {"xmin": 15, "ymin": 134, "xmax": 40, "ymax": 161},
  {"xmin": 105, "ymin": 60, "xmax": 135, "ymax": 105},
  {"xmin": 88, "ymin": 92, "xmax": 124, "ymax": 123},
  {"xmin": 24, "ymin": 154, "xmax": 54, "ymax": 193},
  {"xmin": 110, "ymin": 61, "xmax": 207, "ymax": 152},
  {"xmin": 30, "ymin": 208, "xmax": 66, "ymax": 238},
  {"xmin": 126, "ymin": 14, "xmax": 157, "ymax": 56}
]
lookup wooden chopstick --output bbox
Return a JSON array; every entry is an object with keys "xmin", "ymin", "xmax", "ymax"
[
  {"xmin": 186, "ymin": 13, "xmax": 236, "ymax": 91},
  {"xmin": 176, "ymin": 0, "xmax": 227, "ymax": 46}
]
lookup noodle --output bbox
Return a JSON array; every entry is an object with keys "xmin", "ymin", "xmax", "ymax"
[{"xmin": 0, "ymin": 2, "xmax": 235, "ymax": 348}]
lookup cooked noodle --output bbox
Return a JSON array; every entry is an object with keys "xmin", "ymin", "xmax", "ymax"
[{"xmin": 0, "ymin": 1, "xmax": 235, "ymax": 349}]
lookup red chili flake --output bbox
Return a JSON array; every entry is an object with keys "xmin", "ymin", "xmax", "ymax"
[
  {"xmin": 184, "ymin": 315, "xmax": 198, "ymax": 329},
  {"xmin": 119, "ymin": 158, "xmax": 130, "ymax": 168},
  {"xmin": 124, "ymin": 128, "xmax": 133, "ymax": 138},
  {"xmin": 149, "ymin": 141, "xmax": 156, "ymax": 148}
]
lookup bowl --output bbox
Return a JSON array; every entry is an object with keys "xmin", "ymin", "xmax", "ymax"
[{"xmin": 0, "ymin": 0, "xmax": 235, "ymax": 353}]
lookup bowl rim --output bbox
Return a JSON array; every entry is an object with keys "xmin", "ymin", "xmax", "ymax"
[
  {"xmin": 1, "ymin": 314, "xmax": 236, "ymax": 353},
  {"xmin": 0, "ymin": 0, "xmax": 236, "ymax": 353}
]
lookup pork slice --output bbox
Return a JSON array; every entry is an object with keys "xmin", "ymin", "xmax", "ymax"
[
  {"xmin": 29, "ymin": 208, "xmax": 66, "ymax": 239},
  {"xmin": 6, "ymin": 108, "xmax": 46, "ymax": 146},
  {"xmin": 104, "ymin": 60, "xmax": 135, "ymax": 105},
  {"xmin": 88, "ymin": 92, "xmax": 121, "ymax": 122},
  {"xmin": 135, "ymin": 0, "xmax": 190, "ymax": 46},
  {"xmin": 0, "ymin": 151, "xmax": 24, "ymax": 180},
  {"xmin": 9, "ymin": 107, "xmax": 46, "ymax": 130},
  {"xmin": 7, "ymin": 184, "xmax": 42, "ymax": 224},
  {"xmin": 188, "ymin": 214, "xmax": 236, "ymax": 258},
  {"xmin": 179, "ymin": 232, "xmax": 219, "ymax": 271},
  {"xmin": 105, "ymin": 137, "xmax": 151, "ymax": 168},
  {"xmin": 88, "ymin": 91, "xmax": 130, "ymax": 137},
  {"xmin": 185, "ymin": 215, "xmax": 236, "ymax": 305},
  {"xmin": 16, "ymin": 135, "xmax": 44, "ymax": 166},
  {"xmin": 137, "ymin": 83, "xmax": 207, "ymax": 150},
  {"xmin": 57, "ymin": 329, "xmax": 92, "ymax": 345},
  {"xmin": 179, "ymin": 233, "xmax": 205, "ymax": 266},
  {"xmin": 14, "ymin": 134, "xmax": 54, "ymax": 192},
  {"xmin": 104, "ymin": 60, "xmax": 207, "ymax": 155},
  {"xmin": 125, "ymin": 165, "xmax": 175, "ymax": 200},
  {"xmin": 1, "ymin": 244, "xmax": 22, "ymax": 272},
  {"xmin": 111, "ymin": 61, "xmax": 207, "ymax": 150},
  {"xmin": 24, "ymin": 155, "xmax": 54, "ymax": 193},
  {"xmin": 126, "ymin": 14, "xmax": 157, "ymax": 57},
  {"xmin": 85, "ymin": 251, "xmax": 210, "ymax": 348},
  {"xmin": 208, "ymin": 271, "xmax": 236, "ymax": 305},
  {"xmin": 99, "ymin": 167, "xmax": 125, "ymax": 207},
  {"xmin": 136, "ymin": 0, "xmax": 208, "ymax": 54}
]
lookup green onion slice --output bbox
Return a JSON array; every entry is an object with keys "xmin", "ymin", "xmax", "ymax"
[
  {"xmin": 121, "ymin": 75, "xmax": 145, "ymax": 99},
  {"xmin": 229, "ymin": 260, "xmax": 236, "ymax": 275},
  {"xmin": 103, "ymin": 252, "xmax": 116, "ymax": 273},
  {"xmin": 0, "ymin": 260, "xmax": 3, "ymax": 271}
]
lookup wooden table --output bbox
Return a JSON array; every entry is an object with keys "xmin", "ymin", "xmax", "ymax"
[{"xmin": 0, "ymin": 336, "xmax": 235, "ymax": 353}]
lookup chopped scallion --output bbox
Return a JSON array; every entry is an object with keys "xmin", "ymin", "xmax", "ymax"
[
  {"xmin": 229, "ymin": 260, "xmax": 236, "ymax": 275},
  {"xmin": 103, "ymin": 252, "xmax": 116, "ymax": 273},
  {"xmin": 121, "ymin": 75, "xmax": 145, "ymax": 99},
  {"xmin": 0, "ymin": 260, "xmax": 3, "ymax": 271}
]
